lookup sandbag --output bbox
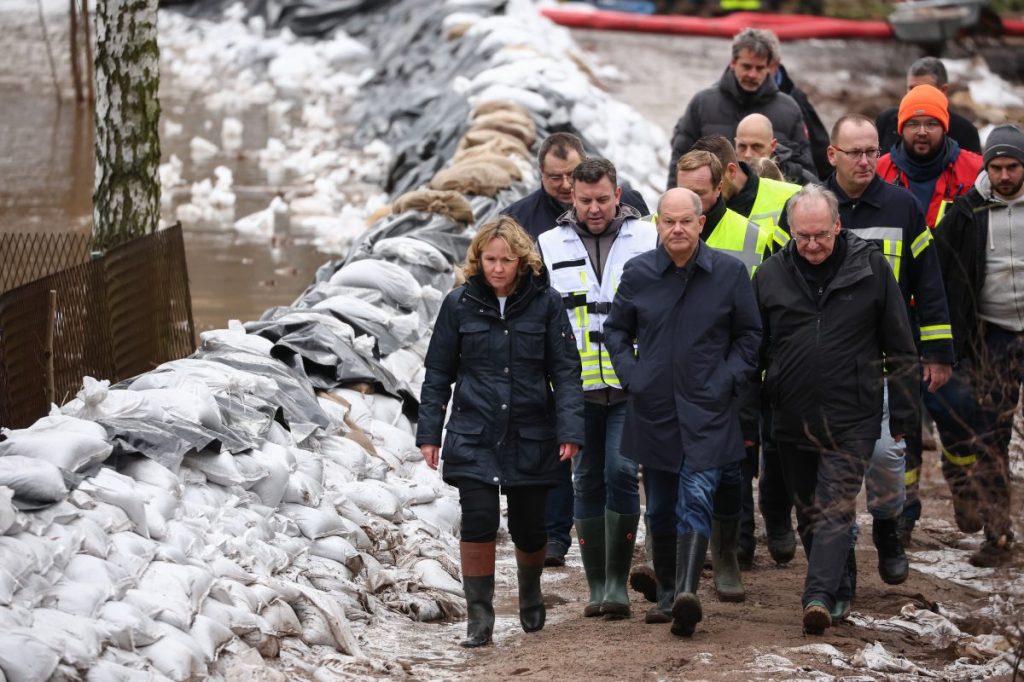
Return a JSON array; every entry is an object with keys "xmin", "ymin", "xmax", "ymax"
[
  {"xmin": 97, "ymin": 600, "xmax": 162, "ymax": 650},
  {"xmin": 0, "ymin": 456, "xmax": 68, "ymax": 506},
  {"xmin": 372, "ymin": 236, "xmax": 453, "ymax": 273},
  {"xmin": 0, "ymin": 631, "xmax": 60, "ymax": 682},
  {"xmin": 327, "ymin": 259, "xmax": 423, "ymax": 311},
  {"xmin": 429, "ymin": 160, "xmax": 513, "ymax": 197},
  {"xmin": 455, "ymin": 127, "xmax": 531, "ymax": 159},
  {"xmin": 391, "ymin": 189, "xmax": 474, "ymax": 224},
  {"xmin": 137, "ymin": 623, "xmax": 206, "ymax": 682},
  {"xmin": 0, "ymin": 486, "xmax": 18, "ymax": 535},
  {"xmin": 336, "ymin": 481, "xmax": 401, "ymax": 522},
  {"xmin": 470, "ymin": 98, "xmax": 532, "ymax": 120},
  {"xmin": 469, "ymin": 117, "xmax": 536, "ymax": 148},
  {"xmin": 61, "ymin": 378, "xmax": 166, "ymax": 422}
]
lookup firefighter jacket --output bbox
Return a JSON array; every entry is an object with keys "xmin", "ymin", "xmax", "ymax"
[{"xmin": 877, "ymin": 142, "xmax": 983, "ymax": 228}]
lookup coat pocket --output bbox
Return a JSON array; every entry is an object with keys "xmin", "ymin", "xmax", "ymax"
[
  {"xmin": 515, "ymin": 322, "xmax": 545, "ymax": 361},
  {"xmin": 442, "ymin": 417, "xmax": 485, "ymax": 465},
  {"xmin": 514, "ymin": 424, "xmax": 559, "ymax": 476},
  {"xmin": 459, "ymin": 321, "xmax": 490, "ymax": 359}
]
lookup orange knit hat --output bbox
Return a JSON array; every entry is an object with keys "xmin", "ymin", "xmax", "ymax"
[{"xmin": 897, "ymin": 84, "xmax": 949, "ymax": 133}]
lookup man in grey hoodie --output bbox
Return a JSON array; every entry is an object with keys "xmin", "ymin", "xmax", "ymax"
[{"xmin": 930, "ymin": 124, "xmax": 1024, "ymax": 567}]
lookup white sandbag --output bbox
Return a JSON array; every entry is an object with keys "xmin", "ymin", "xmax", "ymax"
[
  {"xmin": 209, "ymin": 579, "xmax": 263, "ymax": 614},
  {"xmin": 309, "ymin": 536, "xmax": 361, "ymax": 573},
  {"xmin": 318, "ymin": 435, "xmax": 368, "ymax": 477},
  {"xmin": 79, "ymin": 469, "xmax": 150, "ymax": 539},
  {"xmin": 117, "ymin": 458, "xmax": 182, "ymax": 498},
  {"xmin": 190, "ymin": 613, "xmax": 235, "ymax": 661},
  {"xmin": 199, "ymin": 321, "xmax": 275, "ymax": 356},
  {"xmin": 368, "ymin": 419, "xmax": 419, "ymax": 462},
  {"xmin": 0, "ymin": 631, "xmax": 60, "ymax": 682},
  {"xmin": 0, "ymin": 456, "xmax": 67, "ymax": 504},
  {"xmin": 336, "ymin": 481, "xmax": 401, "ymax": 522},
  {"xmin": 381, "ymin": 348, "xmax": 425, "ymax": 386},
  {"xmin": 258, "ymin": 599, "xmax": 303, "ymax": 637},
  {"xmin": 327, "ymin": 259, "xmax": 422, "ymax": 310},
  {"xmin": 43, "ymin": 580, "xmax": 109, "ymax": 617},
  {"xmin": 133, "ymin": 480, "xmax": 179, "ymax": 526},
  {"xmin": 0, "ymin": 431, "xmax": 112, "ymax": 474},
  {"xmin": 367, "ymin": 394, "xmax": 404, "ymax": 426},
  {"xmin": 282, "ymin": 472, "xmax": 323, "ymax": 507},
  {"xmin": 28, "ymin": 412, "xmax": 108, "ymax": 440},
  {"xmin": 320, "ymin": 459, "xmax": 356, "ymax": 488},
  {"xmin": 63, "ymin": 516, "xmax": 112, "ymax": 557},
  {"xmin": 29, "ymin": 608, "xmax": 104, "ymax": 668},
  {"xmin": 329, "ymin": 390, "xmax": 372, "ymax": 431},
  {"xmin": 200, "ymin": 597, "xmax": 261, "ymax": 636},
  {"xmin": 61, "ymin": 378, "xmax": 165, "ymax": 422},
  {"xmin": 4, "ymin": 534, "xmax": 53, "ymax": 577},
  {"xmin": 248, "ymin": 447, "xmax": 292, "ymax": 508},
  {"xmin": 0, "ymin": 486, "xmax": 17, "ymax": 535},
  {"xmin": 291, "ymin": 448, "xmax": 324, "ymax": 484},
  {"xmin": 107, "ymin": 531, "xmax": 157, "ymax": 576},
  {"xmin": 332, "ymin": 494, "xmax": 370, "ymax": 528},
  {"xmin": 97, "ymin": 600, "xmax": 162, "ymax": 649},
  {"xmin": 413, "ymin": 558, "xmax": 464, "ymax": 596},
  {"xmin": 131, "ymin": 561, "xmax": 213, "ymax": 630},
  {"xmin": 127, "ymin": 378, "xmax": 223, "ymax": 430},
  {"xmin": 409, "ymin": 496, "xmax": 461, "ymax": 538},
  {"xmin": 0, "ymin": 538, "xmax": 34, "ymax": 605},
  {"xmin": 182, "ymin": 451, "xmax": 248, "ymax": 488},
  {"xmin": 316, "ymin": 396, "xmax": 348, "ymax": 430},
  {"xmin": 138, "ymin": 622, "xmax": 206, "ymax": 682},
  {"xmin": 372, "ymin": 237, "xmax": 451, "ymax": 273},
  {"xmin": 87, "ymin": 659, "xmax": 172, "ymax": 682},
  {"xmin": 209, "ymin": 557, "xmax": 254, "ymax": 585},
  {"xmin": 232, "ymin": 454, "xmax": 270, "ymax": 491},
  {"xmin": 277, "ymin": 504, "xmax": 350, "ymax": 541}
]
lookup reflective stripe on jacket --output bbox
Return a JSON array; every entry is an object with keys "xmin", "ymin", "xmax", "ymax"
[
  {"xmin": 747, "ymin": 176, "xmax": 801, "ymax": 249},
  {"xmin": 539, "ymin": 219, "xmax": 659, "ymax": 391}
]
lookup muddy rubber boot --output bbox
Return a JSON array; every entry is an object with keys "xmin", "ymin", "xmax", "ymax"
[
  {"xmin": 459, "ymin": 541, "xmax": 495, "ymax": 647},
  {"xmin": 515, "ymin": 546, "xmax": 546, "ymax": 633},
  {"xmin": 645, "ymin": 533, "xmax": 676, "ymax": 624},
  {"xmin": 765, "ymin": 518, "xmax": 797, "ymax": 565},
  {"xmin": 711, "ymin": 517, "xmax": 745, "ymax": 602},
  {"xmin": 601, "ymin": 509, "xmax": 640, "ymax": 619},
  {"xmin": 629, "ymin": 517, "xmax": 658, "ymax": 603},
  {"xmin": 872, "ymin": 517, "xmax": 909, "ymax": 585},
  {"xmin": 671, "ymin": 532, "xmax": 709, "ymax": 637},
  {"xmin": 575, "ymin": 516, "xmax": 606, "ymax": 617}
]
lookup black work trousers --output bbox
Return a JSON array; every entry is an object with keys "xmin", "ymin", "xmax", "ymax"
[
  {"xmin": 455, "ymin": 479, "xmax": 548, "ymax": 552},
  {"xmin": 777, "ymin": 436, "xmax": 874, "ymax": 610}
]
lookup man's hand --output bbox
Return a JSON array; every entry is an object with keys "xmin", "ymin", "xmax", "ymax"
[
  {"xmin": 420, "ymin": 444, "xmax": 440, "ymax": 470},
  {"xmin": 559, "ymin": 443, "xmax": 580, "ymax": 461},
  {"xmin": 922, "ymin": 362, "xmax": 953, "ymax": 393}
]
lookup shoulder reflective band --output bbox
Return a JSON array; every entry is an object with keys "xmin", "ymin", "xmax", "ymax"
[
  {"xmin": 911, "ymin": 229, "xmax": 934, "ymax": 258},
  {"xmin": 552, "ymin": 258, "xmax": 587, "ymax": 270}
]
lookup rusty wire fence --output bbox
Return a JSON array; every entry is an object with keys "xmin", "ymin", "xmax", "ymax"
[
  {"xmin": 0, "ymin": 231, "xmax": 92, "ymax": 294},
  {"xmin": 0, "ymin": 225, "xmax": 196, "ymax": 428}
]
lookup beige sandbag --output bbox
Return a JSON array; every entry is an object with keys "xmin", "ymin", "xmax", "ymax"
[
  {"xmin": 429, "ymin": 161, "xmax": 513, "ymax": 197},
  {"xmin": 472, "ymin": 99, "xmax": 532, "ymax": 122},
  {"xmin": 365, "ymin": 203, "xmax": 393, "ymax": 225},
  {"xmin": 453, "ymin": 152, "xmax": 522, "ymax": 181},
  {"xmin": 471, "ymin": 111, "xmax": 536, "ymax": 145},
  {"xmin": 456, "ymin": 129, "xmax": 531, "ymax": 160},
  {"xmin": 469, "ymin": 118, "xmax": 536, "ymax": 148},
  {"xmin": 392, "ymin": 189, "xmax": 475, "ymax": 224}
]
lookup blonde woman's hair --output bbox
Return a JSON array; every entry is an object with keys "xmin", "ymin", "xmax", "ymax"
[
  {"xmin": 461, "ymin": 215, "xmax": 543, "ymax": 282},
  {"xmin": 750, "ymin": 156, "xmax": 784, "ymax": 181}
]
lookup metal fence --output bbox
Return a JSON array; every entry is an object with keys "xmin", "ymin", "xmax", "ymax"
[
  {"xmin": 0, "ymin": 231, "xmax": 92, "ymax": 294},
  {"xmin": 0, "ymin": 225, "xmax": 196, "ymax": 428}
]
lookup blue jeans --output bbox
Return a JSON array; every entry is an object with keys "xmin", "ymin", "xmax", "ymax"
[
  {"xmin": 644, "ymin": 460, "xmax": 741, "ymax": 538},
  {"xmin": 545, "ymin": 461, "xmax": 574, "ymax": 551},
  {"xmin": 572, "ymin": 401, "xmax": 638, "ymax": 518},
  {"xmin": 864, "ymin": 383, "xmax": 906, "ymax": 520}
]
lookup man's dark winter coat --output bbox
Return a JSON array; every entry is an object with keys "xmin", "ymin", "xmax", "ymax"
[
  {"xmin": 416, "ymin": 268, "xmax": 584, "ymax": 487},
  {"xmin": 753, "ymin": 231, "xmax": 920, "ymax": 444},
  {"xmin": 777, "ymin": 64, "xmax": 831, "ymax": 180},
  {"xmin": 604, "ymin": 242, "xmax": 762, "ymax": 474},
  {"xmin": 667, "ymin": 66, "xmax": 814, "ymax": 189}
]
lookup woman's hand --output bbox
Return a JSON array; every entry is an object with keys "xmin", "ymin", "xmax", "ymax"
[
  {"xmin": 559, "ymin": 443, "xmax": 580, "ymax": 462},
  {"xmin": 421, "ymin": 444, "xmax": 440, "ymax": 470}
]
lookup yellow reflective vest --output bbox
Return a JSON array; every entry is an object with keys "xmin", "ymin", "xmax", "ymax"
[
  {"xmin": 746, "ymin": 176, "xmax": 801, "ymax": 249},
  {"xmin": 539, "ymin": 219, "xmax": 659, "ymax": 391},
  {"xmin": 705, "ymin": 208, "xmax": 771, "ymax": 279}
]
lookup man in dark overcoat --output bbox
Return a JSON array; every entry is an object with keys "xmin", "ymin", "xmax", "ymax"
[{"xmin": 604, "ymin": 187, "xmax": 762, "ymax": 638}]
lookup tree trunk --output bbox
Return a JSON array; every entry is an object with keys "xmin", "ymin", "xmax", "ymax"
[{"xmin": 92, "ymin": 0, "xmax": 161, "ymax": 250}]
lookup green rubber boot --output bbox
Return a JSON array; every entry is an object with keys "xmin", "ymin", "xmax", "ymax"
[
  {"xmin": 575, "ymin": 516, "xmax": 606, "ymax": 617},
  {"xmin": 711, "ymin": 516, "xmax": 746, "ymax": 603},
  {"xmin": 601, "ymin": 509, "xmax": 640, "ymax": 619}
]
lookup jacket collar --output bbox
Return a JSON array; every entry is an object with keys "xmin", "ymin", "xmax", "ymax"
[
  {"xmin": 826, "ymin": 172, "xmax": 885, "ymax": 209},
  {"xmin": 703, "ymin": 196, "xmax": 728, "ymax": 238},
  {"xmin": 718, "ymin": 66, "xmax": 779, "ymax": 105},
  {"xmin": 556, "ymin": 203, "xmax": 642, "ymax": 237},
  {"xmin": 655, "ymin": 239, "xmax": 713, "ymax": 274},
  {"xmin": 782, "ymin": 230, "xmax": 874, "ymax": 293}
]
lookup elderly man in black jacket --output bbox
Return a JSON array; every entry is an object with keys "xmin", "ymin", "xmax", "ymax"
[
  {"xmin": 667, "ymin": 28, "xmax": 814, "ymax": 189},
  {"xmin": 605, "ymin": 187, "xmax": 762, "ymax": 638},
  {"xmin": 753, "ymin": 185, "xmax": 919, "ymax": 635}
]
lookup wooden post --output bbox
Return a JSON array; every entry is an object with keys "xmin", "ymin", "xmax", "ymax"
[
  {"xmin": 45, "ymin": 290, "xmax": 56, "ymax": 405},
  {"xmin": 69, "ymin": 0, "xmax": 84, "ymax": 103}
]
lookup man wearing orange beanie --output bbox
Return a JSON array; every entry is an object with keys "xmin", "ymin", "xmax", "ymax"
[
  {"xmin": 876, "ymin": 84, "xmax": 982, "ymax": 229},
  {"xmin": 876, "ymin": 84, "xmax": 982, "ymax": 548}
]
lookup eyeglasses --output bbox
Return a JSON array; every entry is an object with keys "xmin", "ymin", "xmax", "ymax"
[
  {"xmin": 833, "ymin": 147, "xmax": 881, "ymax": 160},
  {"xmin": 792, "ymin": 230, "xmax": 837, "ymax": 245},
  {"xmin": 903, "ymin": 120, "xmax": 943, "ymax": 133},
  {"xmin": 543, "ymin": 173, "xmax": 573, "ymax": 183}
]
